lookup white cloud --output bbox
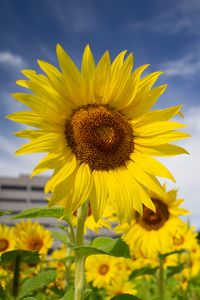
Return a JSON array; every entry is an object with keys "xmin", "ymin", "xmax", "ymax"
[
  {"xmin": 0, "ymin": 51, "xmax": 26, "ymax": 68},
  {"xmin": 159, "ymin": 106, "xmax": 200, "ymax": 228},
  {"xmin": 161, "ymin": 50, "xmax": 200, "ymax": 77}
]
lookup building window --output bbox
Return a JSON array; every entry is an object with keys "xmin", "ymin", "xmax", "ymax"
[{"xmin": 1, "ymin": 185, "xmax": 27, "ymax": 191}]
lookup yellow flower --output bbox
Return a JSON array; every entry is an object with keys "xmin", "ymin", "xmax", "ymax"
[
  {"xmin": 172, "ymin": 224, "xmax": 198, "ymax": 251},
  {"xmin": 105, "ymin": 278, "xmax": 137, "ymax": 299},
  {"xmin": 15, "ymin": 220, "xmax": 53, "ymax": 255},
  {"xmin": 8, "ymin": 45, "xmax": 189, "ymax": 223},
  {"xmin": 85, "ymin": 254, "xmax": 119, "ymax": 288},
  {"xmin": 71, "ymin": 204, "xmax": 111, "ymax": 233},
  {"xmin": 122, "ymin": 186, "xmax": 189, "ymax": 257},
  {"xmin": 0, "ymin": 266, "xmax": 9, "ymax": 288},
  {"xmin": 50, "ymin": 245, "xmax": 68, "ymax": 279},
  {"xmin": 0, "ymin": 225, "xmax": 15, "ymax": 254}
]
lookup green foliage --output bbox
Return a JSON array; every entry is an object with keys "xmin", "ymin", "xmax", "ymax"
[
  {"xmin": 17, "ymin": 270, "xmax": 56, "ymax": 299},
  {"xmin": 73, "ymin": 237, "xmax": 131, "ymax": 258},
  {"xmin": 159, "ymin": 249, "xmax": 186, "ymax": 259},
  {"xmin": 11, "ymin": 207, "xmax": 65, "ymax": 220},
  {"xmin": 166, "ymin": 264, "xmax": 185, "ymax": 278},
  {"xmin": 0, "ymin": 250, "xmax": 40, "ymax": 265},
  {"xmin": 0, "ymin": 209, "xmax": 13, "ymax": 217},
  {"xmin": 51, "ymin": 231, "xmax": 72, "ymax": 248},
  {"xmin": 110, "ymin": 295, "xmax": 141, "ymax": 300},
  {"xmin": 129, "ymin": 266, "xmax": 158, "ymax": 280}
]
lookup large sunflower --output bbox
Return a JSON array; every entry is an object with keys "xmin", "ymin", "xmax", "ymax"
[
  {"xmin": 122, "ymin": 186, "xmax": 189, "ymax": 257},
  {"xmin": 8, "ymin": 45, "xmax": 189, "ymax": 223},
  {"xmin": 0, "ymin": 225, "xmax": 15, "ymax": 254}
]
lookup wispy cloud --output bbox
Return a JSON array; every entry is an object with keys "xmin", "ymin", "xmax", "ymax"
[
  {"xmin": 161, "ymin": 49, "xmax": 200, "ymax": 77},
  {"xmin": 46, "ymin": 0, "xmax": 98, "ymax": 34},
  {"xmin": 128, "ymin": 0, "xmax": 200, "ymax": 36},
  {"xmin": 0, "ymin": 51, "xmax": 26, "ymax": 68}
]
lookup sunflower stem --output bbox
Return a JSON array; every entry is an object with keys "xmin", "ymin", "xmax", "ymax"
[
  {"xmin": 74, "ymin": 200, "xmax": 89, "ymax": 300},
  {"xmin": 158, "ymin": 255, "xmax": 165, "ymax": 300}
]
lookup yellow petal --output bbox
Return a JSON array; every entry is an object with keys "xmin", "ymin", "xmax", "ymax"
[
  {"xmin": 126, "ymin": 161, "xmax": 163, "ymax": 198},
  {"xmin": 90, "ymin": 170, "xmax": 108, "ymax": 222},
  {"xmin": 71, "ymin": 164, "xmax": 94, "ymax": 211},
  {"xmin": 135, "ymin": 131, "xmax": 190, "ymax": 146},
  {"xmin": 131, "ymin": 153, "xmax": 175, "ymax": 182},
  {"xmin": 45, "ymin": 153, "xmax": 77, "ymax": 193},
  {"xmin": 16, "ymin": 133, "xmax": 62, "ymax": 155}
]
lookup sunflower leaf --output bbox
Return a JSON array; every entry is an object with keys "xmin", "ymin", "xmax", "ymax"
[
  {"xmin": 73, "ymin": 237, "xmax": 131, "ymax": 258},
  {"xmin": 159, "ymin": 249, "xmax": 187, "ymax": 259},
  {"xmin": 0, "ymin": 209, "xmax": 13, "ymax": 217},
  {"xmin": 0, "ymin": 250, "xmax": 40, "ymax": 265},
  {"xmin": 10, "ymin": 206, "xmax": 65, "ymax": 220},
  {"xmin": 166, "ymin": 264, "xmax": 185, "ymax": 278},
  {"xmin": 17, "ymin": 270, "xmax": 56, "ymax": 299},
  {"xmin": 129, "ymin": 266, "xmax": 158, "ymax": 280}
]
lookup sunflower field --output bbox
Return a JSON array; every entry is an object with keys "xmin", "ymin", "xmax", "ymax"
[{"xmin": 1, "ymin": 45, "xmax": 199, "ymax": 299}]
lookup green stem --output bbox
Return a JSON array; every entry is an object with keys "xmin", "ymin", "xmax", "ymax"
[
  {"xmin": 158, "ymin": 256, "xmax": 165, "ymax": 300},
  {"xmin": 74, "ymin": 201, "xmax": 89, "ymax": 300}
]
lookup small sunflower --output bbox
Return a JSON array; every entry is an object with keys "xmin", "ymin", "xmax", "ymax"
[
  {"xmin": 85, "ymin": 254, "xmax": 119, "ymax": 288},
  {"xmin": 8, "ymin": 45, "xmax": 189, "ymax": 223},
  {"xmin": 172, "ymin": 224, "xmax": 198, "ymax": 251},
  {"xmin": 71, "ymin": 203, "xmax": 111, "ymax": 233},
  {"xmin": 15, "ymin": 220, "xmax": 53, "ymax": 255},
  {"xmin": 122, "ymin": 186, "xmax": 189, "ymax": 257},
  {"xmin": 0, "ymin": 225, "xmax": 15, "ymax": 254},
  {"xmin": 105, "ymin": 278, "xmax": 137, "ymax": 299}
]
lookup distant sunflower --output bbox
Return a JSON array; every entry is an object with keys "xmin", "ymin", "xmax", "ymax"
[
  {"xmin": 172, "ymin": 224, "xmax": 198, "ymax": 251},
  {"xmin": 71, "ymin": 203, "xmax": 111, "ymax": 233},
  {"xmin": 105, "ymin": 278, "xmax": 137, "ymax": 299},
  {"xmin": 85, "ymin": 254, "xmax": 118, "ymax": 288},
  {"xmin": 0, "ymin": 225, "xmax": 15, "ymax": 254},
  {"xmin": 15, "ymin": 220, "xmax": 53, "ymax": 255},
  {"xmin": 8, "ymin": 45, "xmax": 189, "ymax": 223},
  {"xmin": 122, "ymin": 186, "xmax": 189, "ymax": 257}
]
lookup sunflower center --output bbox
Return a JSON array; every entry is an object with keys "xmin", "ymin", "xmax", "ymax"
[
  {"xmin": 136, "ymin": 198, "xmax": 169, "ymax": 230},
  {"xmin": 29, "ymin": 238, "xmax": 43, "ymax": 251},
  {"xmin": 99, "ymin": 264, "xmax": 109, "ymax": 275},
  {"xmin": 0, "ymin": 239, "xmax": 9, "ymax": 252},
  {"xmin": 173, "ymin": 235, "xmax": 184, "ymax": 246},
  {"xmin": 65, "ymin": 104, "xmax": 134, "ymax": 171}
]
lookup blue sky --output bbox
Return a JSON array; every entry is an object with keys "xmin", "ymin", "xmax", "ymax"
[{"xmin": 0, "ymin": 0, "xmax": 200, "ymax": 227}]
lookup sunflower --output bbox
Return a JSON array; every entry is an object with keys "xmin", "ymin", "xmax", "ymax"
[
  {"xmin": 122, "ymin": 186, "xmax": 189, "ymax": 258},
  {"xmin": 85, "ymin": 254, "xmax": 119, "ymax": 288},
  {"xmin": 15, "ymin": 220, "xmax": 53, "ymax": 255},
  {"xmin": 8, "ymin": 45, "xmax": 189, "ymax": 223},
  {"xmin": 105, "ymin": 278, "xmax": 137, "ymax": 299},
  {"xmin": 71, "ymin": 203, "xmax": 112, "ymax": 233},
  {"xmin": 172, "ymin": 224, "xmax": 198, "ymax": 251},
  {"xmin": 0, "ymin": 225, "xmax": 15, "ymax": 254}
]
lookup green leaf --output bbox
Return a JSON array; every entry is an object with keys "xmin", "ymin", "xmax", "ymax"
[
  {"xmin": 166, "ymin": 264, "xmax": 185, "ymax": 278},
  {"xmin": 110, "ymin": 295, "xmax": 141, "ymax": 300},
  {"xmin": 159, "ymin": 249, "xmax": 187, "ymax": 259},
  {"xmin": 129, "ymin": 266, "xmax": 158, "ymax": 280},
  {"xmin": 0, "ymin": 209, "xmax": 13, "ymax": 217},
  {"xmin": 0, "ymin": 286, "xmax": 7, "ymax": 300},
  {"xmin": 60, "ymin": 286, "xmax": 74, "ymax": 300},
  {"xmin": 73, "ymin": 237, "xmax": 131, "ymax": 258},
  {"xmin": 17, "ymin": 270, "xmax": 56, "ymax": 299},
  {"xmin": 22, "ymin": 298, "xmax": 37, "ymax": 300},
  {"xmin": 0, "ymin": 250, "xmax": 40, "ymax": 265},
  {"xmin": 51, "ymin": 231, "xmax": 72, "ymax": 248},
  {"xmin": 83, "ymin": 289, "xmax": 93, "ymax": 299},
  {"xmin": 11, "ymin": 206, "xmax": 65, "ymax": 220}
]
